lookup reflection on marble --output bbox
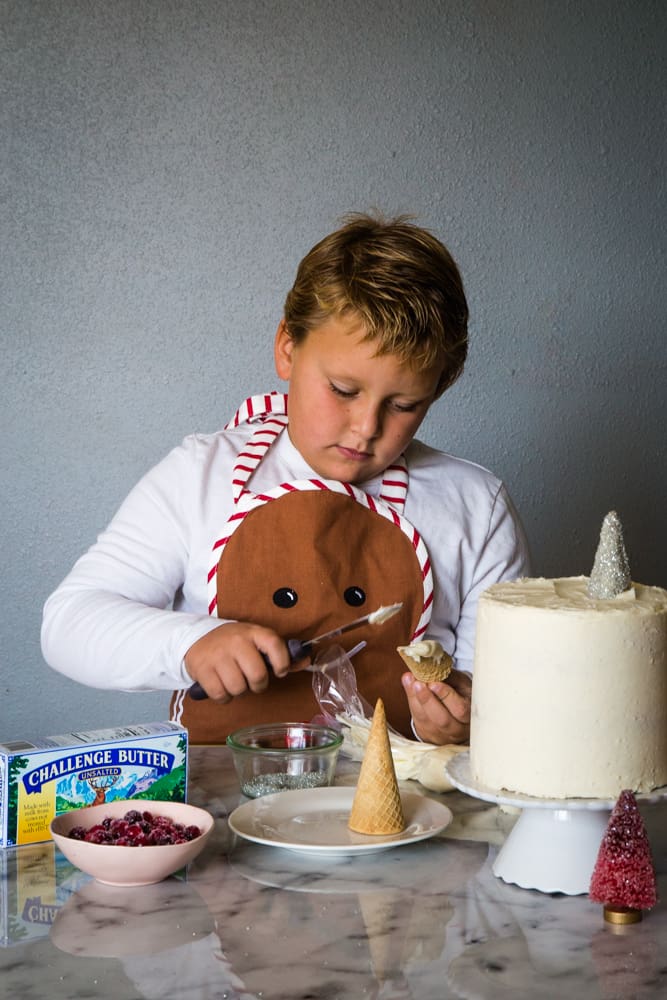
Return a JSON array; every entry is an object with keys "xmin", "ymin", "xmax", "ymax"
[
  {"xmin": 0, "ymin": 746, "xmax": 665, "ymax": 999},
  {"xmin": 50, "ymin": 878, "xmax": 215, "ymax": 957}
]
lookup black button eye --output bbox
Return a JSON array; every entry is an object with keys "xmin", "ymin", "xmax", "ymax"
[
  {"xmin": 343, "ymin": 586, "xmax": 366, "ymax": 608},
  {"xmin": 273, "ymin": 588, "xmax": 298, "ymax": 608}
]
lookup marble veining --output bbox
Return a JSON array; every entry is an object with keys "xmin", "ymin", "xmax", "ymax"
[{"xmin": 1, "ymin": 746, "xmax": 665, "ymax": 999}]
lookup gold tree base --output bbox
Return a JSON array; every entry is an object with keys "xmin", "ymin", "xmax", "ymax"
[{"xmin": 603, "ymin": 905, "xmax": 642, "ymax": 925}]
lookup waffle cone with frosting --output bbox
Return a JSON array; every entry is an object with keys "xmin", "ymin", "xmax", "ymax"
[
  {"xmin": 348, "ymin": 698, "xmax": 405, "ymax": 835},
  {"xmin": 397, "ymin": 639, "xmax": 452, "ymax": 683}
]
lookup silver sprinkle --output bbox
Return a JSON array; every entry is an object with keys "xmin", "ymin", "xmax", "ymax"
[
  {"xmin": 241, "ymin": 771, "xmax": 330, "ymax": 798},
  {"xmin": 587, "ymin": 510, "xmax": 631, "ymax": 599}
]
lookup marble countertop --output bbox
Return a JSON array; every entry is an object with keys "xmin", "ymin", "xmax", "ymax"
[{"xmin": 2, "ymin": 745, "xmax": 666, "ymax": 999}]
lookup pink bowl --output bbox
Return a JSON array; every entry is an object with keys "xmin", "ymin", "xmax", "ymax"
[{"xmin": 50, "ymin": 800, "xmax": 214, "ymax": 887}]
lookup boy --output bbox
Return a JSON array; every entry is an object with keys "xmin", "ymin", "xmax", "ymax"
[{"xmin": 41, "ymin": 213, "xmax": 530, "ymax": 744}]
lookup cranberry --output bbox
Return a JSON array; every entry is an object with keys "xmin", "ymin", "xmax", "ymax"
[
  {"xmin": 152, "ymin": 832, "xmax": 174, "ymax": 845},
  {"xmin": 67, "ymin": 810, "xmax": 202, "ymax": 846}
]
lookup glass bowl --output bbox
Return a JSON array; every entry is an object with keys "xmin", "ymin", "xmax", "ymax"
[{"xmin": 227, "ymin": 722, "xmax": 343, "ymax": 798}]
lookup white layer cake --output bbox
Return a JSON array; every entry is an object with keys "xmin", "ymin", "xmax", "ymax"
[{"xmin": 470, "ymin": 576, "xmax": 667, "ymax": 799}]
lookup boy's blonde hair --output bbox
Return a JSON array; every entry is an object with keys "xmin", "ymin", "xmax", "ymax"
[{"xmin": 283, "ymin": 213, "xmax": 468, "ymax": 394}]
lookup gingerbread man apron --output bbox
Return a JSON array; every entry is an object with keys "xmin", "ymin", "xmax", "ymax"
[{"xmin": 171, "ymin": 393, "xmax": 433, "ymax": 742}]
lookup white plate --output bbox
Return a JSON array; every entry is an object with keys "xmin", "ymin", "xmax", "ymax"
[{"xmin": 228, "ymin": 786, "xmax": 452, "ymax": 855}]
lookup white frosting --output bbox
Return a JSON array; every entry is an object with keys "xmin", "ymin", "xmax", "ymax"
[
  {"xmin": 399, "ymin": 640, "xmax": 444, "ymax": 663},
  {"xmin": 368, "ymin": 603, "xmax": 402, "ymax": 625},
  {"xmin": 470, "ymin": 575, "xmax": 667, "ymax": 798}
]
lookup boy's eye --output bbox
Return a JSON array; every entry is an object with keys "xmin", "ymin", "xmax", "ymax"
[
  {"xmin": 329, "ymin": 382, "xmax": 356, "ymax": 399},
  {"xmin": 329, "ymin": 382, "xmax": 422, "ymax": 413},
  {"xmin": 391, "ymin": 400, "xmax": 419, "ymax": 413}
]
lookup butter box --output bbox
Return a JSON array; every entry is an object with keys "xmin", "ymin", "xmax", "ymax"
[{"xmin": 0, "ymin": 722, "xmax": 188, "ymax": 848}]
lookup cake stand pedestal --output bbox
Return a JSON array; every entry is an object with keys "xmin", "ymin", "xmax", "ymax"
[{"xmin": 445, "ymin": 753, "xmax": 667, "ymax": 896}]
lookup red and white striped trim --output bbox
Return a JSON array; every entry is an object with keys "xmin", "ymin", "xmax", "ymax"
[
  {"xmin": 231, "ymin": 415, "xmax": 289, "ymax": 504},
  {"xmin": 225, "ymin": 392, "xmax": 288, "ymax": 430},
  {"xmin": 172, "ymin": 689, "xmax": 186, "ymax": 724},
  {"xmin": 378, "ymin": 460, "xmax": 409, "ymax": 513},
  {"xmin": 227, "ymin": 394, "xmax": 289, "ymax": 504},
  {"xmin": 208, "ymin": 477, "xmax": 433, "ymax": 642}
]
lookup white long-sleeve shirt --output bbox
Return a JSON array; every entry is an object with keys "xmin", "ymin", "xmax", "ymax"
[{"xmin": 41, "ymin": 421, "xmax": 530, "ymax": 691}]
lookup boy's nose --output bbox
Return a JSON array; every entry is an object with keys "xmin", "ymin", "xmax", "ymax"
[{"xmin": 351, "ymin": 400, "xmax": 383, "ymax": 441}]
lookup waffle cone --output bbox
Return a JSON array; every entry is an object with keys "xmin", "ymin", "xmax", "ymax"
[
  {"xmin": 397, "ymin": 646, "xmax": 452, "ymax": 683},
  {"xmin": 348, "ymin": 699, "xmax": 405, "ymax": 835}
]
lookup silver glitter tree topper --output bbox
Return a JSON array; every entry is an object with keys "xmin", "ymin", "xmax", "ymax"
[{"xmin": 587, "ymin": 510, "xmax": 631, "ymax": 599}]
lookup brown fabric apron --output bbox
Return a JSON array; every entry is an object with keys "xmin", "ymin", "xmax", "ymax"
[{"xmin": 170, "ymin": 394, "xmax": 433, "ymax": 743}]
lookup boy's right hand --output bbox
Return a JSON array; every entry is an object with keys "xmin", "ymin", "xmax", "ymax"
[{"xmin": 184, "ymin": 623, "xmax": 295, "ymax": 702}]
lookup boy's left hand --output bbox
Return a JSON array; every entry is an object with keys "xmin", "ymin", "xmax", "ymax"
[{"xmin": 401, "ymin": 668, "xmax": 472, "ymax": 745}]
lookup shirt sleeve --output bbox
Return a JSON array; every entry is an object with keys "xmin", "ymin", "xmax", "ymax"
[
  {"xmin": 41, "ymin": 439, "xmax": 225, "ymax": 691},
  {"xmin": 452, "ymin": 482, "xmax": 531, "ymax": 673}
]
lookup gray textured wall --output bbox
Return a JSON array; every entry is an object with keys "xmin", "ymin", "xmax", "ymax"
[{"xmin": 2, "ymin": 0, "xmax": 665, "ymax": 740}]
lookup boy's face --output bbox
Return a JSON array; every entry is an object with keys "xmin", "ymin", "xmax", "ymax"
[{"xmin": 274, "ymin": 314, "xmax": 442, "ymax": 484}]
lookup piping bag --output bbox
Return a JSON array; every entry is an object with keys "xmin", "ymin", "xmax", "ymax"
[{"xmin": 310, "ymin": 643, "xmax": 467, "ymax": 793}]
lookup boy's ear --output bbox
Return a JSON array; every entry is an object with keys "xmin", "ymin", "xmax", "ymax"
[{"xmin": 274, "ymin": 319, "xmax": 295, "ymax": 380}]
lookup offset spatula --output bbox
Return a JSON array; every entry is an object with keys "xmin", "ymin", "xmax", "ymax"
[{"xmin": 188, "ymin": 602, "xmax": 403, "ymax": 700}]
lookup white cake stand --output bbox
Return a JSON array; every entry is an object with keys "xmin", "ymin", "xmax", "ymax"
[{"xmin": 445, "ymin": 752, "xmax": 667, "ymax": 896}]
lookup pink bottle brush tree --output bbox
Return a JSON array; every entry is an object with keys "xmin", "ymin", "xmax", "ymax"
[{"xmin": 589, "ymin": 789, "xmax": 658, "ymax": 923}]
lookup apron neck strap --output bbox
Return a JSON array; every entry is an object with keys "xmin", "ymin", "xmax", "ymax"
[
  {"xmin": 225, "ymin": 392, "xmax": 288, "ymax": 429},
  {"xmin": 228, "ymin": 394, "xmax": 408, "ymax": 514}
]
